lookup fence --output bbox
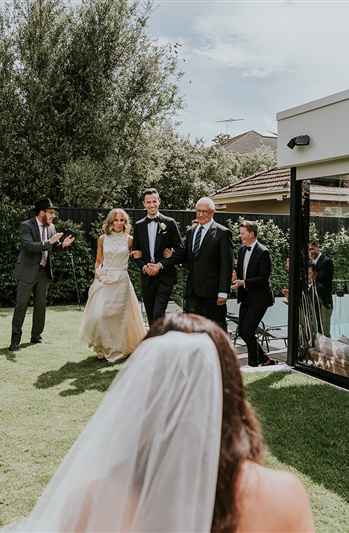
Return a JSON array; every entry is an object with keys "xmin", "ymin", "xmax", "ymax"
[{"xmin": 58, "ymin": 206, "xmax": 349, "ymax": 243}]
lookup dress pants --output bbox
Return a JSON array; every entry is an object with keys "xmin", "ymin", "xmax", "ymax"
[
  {"xmin": 185, "ymin": 294, "xmax": 227, "ymax": 331},
  {"xmin": 11, "ymin": 268, "xmax": 50, "ymax": 345},
  {"xmin": 238, "ymin": 299, "xmax": 269, "ymax": 366},
  {"xmin": 141, "ymin": 275, "xmax": 173, "ymax": 326}
]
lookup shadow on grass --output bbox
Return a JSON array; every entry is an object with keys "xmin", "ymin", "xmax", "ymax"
[
  {"xmin": 34, "ymin": 356, "xmax": 121, "ymax": 396},
  {"xmin": 246, "ymin": 372, "xmax": 349, "ymax": 503},
  {"xmin": 0, "ymin": 342, "xmax": 33, "ymax": 362}
]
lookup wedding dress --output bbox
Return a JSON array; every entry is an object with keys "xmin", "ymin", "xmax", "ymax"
[
  {"xmin": 80, "ymin": 232, "xmax": 146, "ymax": 361},
  {"xmin": 2, "ymin": 331, "xmax": 222, "ymax": 532}
]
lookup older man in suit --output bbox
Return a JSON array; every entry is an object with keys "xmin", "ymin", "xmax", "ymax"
[
  {"xmin": 9, "ymin": 198, "xmax": 74, "ymax": 351},
  {"xmin": 232, "ymin": 220, "xmax": 275, "ymax": 367},
  {"xmin": 160, "ymin": 197, "xmax": 233, "ymax": 331}
]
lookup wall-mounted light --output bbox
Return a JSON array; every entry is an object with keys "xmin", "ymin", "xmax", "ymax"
[{"xmin": 287, "ymin": 135, "xmax": 310, "ymax": 149}]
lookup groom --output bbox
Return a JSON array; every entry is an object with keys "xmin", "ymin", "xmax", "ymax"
[{"xmin": 132, "ymin": 188, "xmax": 182, "ymax": 325}]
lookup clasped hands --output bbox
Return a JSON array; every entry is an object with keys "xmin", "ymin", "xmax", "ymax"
[{"xmin": 139, "ymin": 247, "xmax": 173, "ymax": 277}]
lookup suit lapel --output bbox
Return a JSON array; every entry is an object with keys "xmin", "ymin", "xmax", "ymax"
[
  {"xmin": 142, "ymin": 219, "xmax": 151, "ymax": 257},
  {"xmin": 31, "ymin": 218, "xmax": 41, "ymax": 242},
  {"xmin": 245, "ymin": 243, "xmax": 260, "ymax": 277},
  {"xmin": 154, "ymin": 214, "xmax": 164, "ymax": 256},
  {"xmin": 197, "ymin": 220, "xmax": 216, "ymax": 256}
]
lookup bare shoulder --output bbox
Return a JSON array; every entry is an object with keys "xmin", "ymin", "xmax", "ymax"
[
  {"xmin": 98, "ymin": 235, "xmax": 105, "ymax": 244},
  {"xmin": 238, "ymin": 462, "xmax": 314, "ymax": 532}
]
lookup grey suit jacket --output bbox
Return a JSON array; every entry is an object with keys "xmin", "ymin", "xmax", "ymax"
[{"xmin": 15, "ymin": 218, "xmax": 57, "ymax": 283}]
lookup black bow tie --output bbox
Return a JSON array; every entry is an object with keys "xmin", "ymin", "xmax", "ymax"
[
  {"xmin": 146, "ymin": 216, "xmax": 160, "ymax": 224},
  {"xmin": 245, "ymin": 246, "xmax": 252, "ymax": 251}
]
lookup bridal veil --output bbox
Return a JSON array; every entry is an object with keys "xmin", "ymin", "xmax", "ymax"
[{"xmin": 6, "ymin": 331, "xmax": 223, "ymax": 532}]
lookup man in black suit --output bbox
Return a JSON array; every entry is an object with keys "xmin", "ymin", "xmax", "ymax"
[
  {"xmin": 232, "ymin": 220, "xmax": 275, "ymax": 366},
  {"xmin": 9, "ymin": 198, "xmax": 75, "ymax": 351},
  {"xmin": 309, "ymin": 241, "xmax": 333, "ymax": 337},
  {"xmin": 132, "ymin": 188, "xmax": 182, "ymax": 325},
  {"xmin": 160, "ymin": 197, "xmax": 233, "ymax": 331}
]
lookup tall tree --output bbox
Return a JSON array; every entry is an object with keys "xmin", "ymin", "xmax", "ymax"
[{"xmin": 0, "ymin": 0, "xmax": 182, "ymax": 204}]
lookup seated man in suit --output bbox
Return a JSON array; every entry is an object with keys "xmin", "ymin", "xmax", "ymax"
[
  {"xmin": 309, "ymin": 241, "xmax": 334, "ymax": 338},
  {"xmin": 159, "ymin": 197, "xmax": 233, "ymax": 331},
  {"xmin": 9, "ymin": 198, "xmax": 74, "ymax": 351},
  {"xmin": 232, "ymin": 220, "xmax": 275, "ymax": 367}
]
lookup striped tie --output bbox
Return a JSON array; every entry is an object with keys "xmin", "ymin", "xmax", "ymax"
[{"xmin": 193, "ymin": 225, "xmax": 203, "ymax": 255}]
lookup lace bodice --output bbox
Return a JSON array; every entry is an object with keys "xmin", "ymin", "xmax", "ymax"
[{"xmin": 102, "ymin": 232, "xmax": 129, "ymax": 272}]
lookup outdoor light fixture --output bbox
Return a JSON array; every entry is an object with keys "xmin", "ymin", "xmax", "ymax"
[{"xmin": 287, "ymin": 135, "xmax": 311, "ymax": 149}]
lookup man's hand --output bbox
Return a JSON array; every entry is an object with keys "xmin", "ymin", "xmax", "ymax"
[
  {"xmin": 62, "ymin": 235, "xmax": 75, "ymax": 248},
  {"xmin": 146, "ymin": 263, "xmax": 162, "ymax": 276},
  {"xmin": 232, "ymin": 279, "xmax": 245, "ymax": 289},
  {"xmin": 48, "ymin": 232, "xmax": 64, "ymax": 245},
  {"xmin": 163, "ymin": 247, "xmax": 173, "ymax": 258}
]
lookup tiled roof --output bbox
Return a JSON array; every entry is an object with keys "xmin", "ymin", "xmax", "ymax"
[{"xmin": 213, "ymin": 167, "xmax": 290, "ymax": 198}]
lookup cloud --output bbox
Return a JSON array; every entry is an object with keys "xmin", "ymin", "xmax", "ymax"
[{"xmin": 147, "ymin": 1, "xmax": 349, "ymax": 142}]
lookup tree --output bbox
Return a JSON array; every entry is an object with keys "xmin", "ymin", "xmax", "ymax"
[{"xmin": 0, "ymin": 0, "xmax": 182, "ymax": 204}]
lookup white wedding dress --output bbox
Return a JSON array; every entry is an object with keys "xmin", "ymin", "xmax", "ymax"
[{"xmin": 80, "ymin": 232, "xmax": 146, "ymax": 361}]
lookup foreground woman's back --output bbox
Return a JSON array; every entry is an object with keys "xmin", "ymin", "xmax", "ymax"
[{"xmin": 238, "ymin": 461, "xmax": 314, "ymax": 532}]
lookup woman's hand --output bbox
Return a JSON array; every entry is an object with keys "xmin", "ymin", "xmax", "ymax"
[
  {"xmin": 95, "ymin": 265, "xmax": 102, "ymax": 280},
  {"xmin": 163, "ymin": 248, "xmax": 173, "ymax": 259},
  {"xmin": 131, "ymin": 250, "xmax": 142, "ymax": 259}
]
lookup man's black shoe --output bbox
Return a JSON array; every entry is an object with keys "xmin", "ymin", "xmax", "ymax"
[
  {"xmin": 30, "ymin": 337, "xmax": 43, "ymax": 344},
  {"xmin": 9, "ymin": 344, "xmax": 20, "ymax": 352}
]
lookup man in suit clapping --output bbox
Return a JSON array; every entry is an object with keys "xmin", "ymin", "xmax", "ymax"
[{"xmin": 9, "ymin": 198, "xmax": 75, "ymax": 352}]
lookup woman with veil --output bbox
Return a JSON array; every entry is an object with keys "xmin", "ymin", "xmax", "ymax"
[{"xmin": 3, "ymin": 314, "xmax": 314, "ymax": 532}]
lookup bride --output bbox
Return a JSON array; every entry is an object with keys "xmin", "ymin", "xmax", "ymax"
[
  {"xmin": 80, "ymin": 208, "xmax": 146, "ymax": 362},
  {"xmin": 3, "ymin": 313, "xmax": 314, "ymax": 532}
]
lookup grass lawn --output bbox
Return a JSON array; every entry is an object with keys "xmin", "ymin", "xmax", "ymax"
[{"xmin": 0, "ymin": 306, "xmax": 348, "ymax": 531}]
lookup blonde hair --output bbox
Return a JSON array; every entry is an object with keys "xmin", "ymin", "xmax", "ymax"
[{"xmin": 102, "ymin": 208, "xmax": 131, "ymax": 235}]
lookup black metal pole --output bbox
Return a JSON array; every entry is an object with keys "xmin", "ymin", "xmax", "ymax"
[
  {"xmin": 287, "ymin": 167, "xmax": 302, "ymax": 366},
  {"xmin": 68, "ymin": 252, "xmax": 82, "ymax": 310}
]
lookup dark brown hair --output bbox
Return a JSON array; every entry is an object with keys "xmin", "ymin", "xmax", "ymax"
[
  {"xmin": 143, "ymin": 187, "xmax": 159, "ymax": 200},
  {"xmin": 240, "ymin": 220, "xmax": 258, "ymax": 237},
  {"xmin": 145, "ymin": 313, "xmax": 264, "ymax": 533}
]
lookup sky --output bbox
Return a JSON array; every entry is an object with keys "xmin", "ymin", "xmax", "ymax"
[{"xmin": 148, "ymin": 0, "xmax": 349, "ymax": 144}]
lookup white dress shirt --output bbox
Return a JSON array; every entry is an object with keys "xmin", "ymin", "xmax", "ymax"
[
  {"xmin": 147, "ymin": 214, "xmax": 160, "ymax": 262},
  {"xmin": 36, "ymin": 217, "xmax": 48, "ymax": 267},
  {"xmin": 192, "ymin": 219, "xmax": 227, "ymax": 300},
  {"xmin": 192, "ymin": 219, "xmax": 213, "ymax": 251},
  {"xmin": 243, "ymin": 239, "xmax": 258, "ymax": 280},
  {"xmin": 313, "ymin": 252, "xmax": 322, "ymax": 265}
]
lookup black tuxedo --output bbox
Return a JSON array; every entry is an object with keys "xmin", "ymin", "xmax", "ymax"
[
  {"xmin": 236, "ymin": 242, "xmax": 274, "ymax": 366},
  {"xmin": 133, "ymin": 213, "xmax": 182, "ymax": 324},
  {"xmin": 11, "ymin": 218, "xmax": 61, "ymax": 347},
  {"xmin": 314, "ymin": 254, "xmax": 333, "ymax": 308},
  {"xmin": 163, "ymin": 220, "xmax": 233, "ymax": 330},
  {"xmin": 314, "ymin": 254, "xmax": 333, "ymax": 337}
]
